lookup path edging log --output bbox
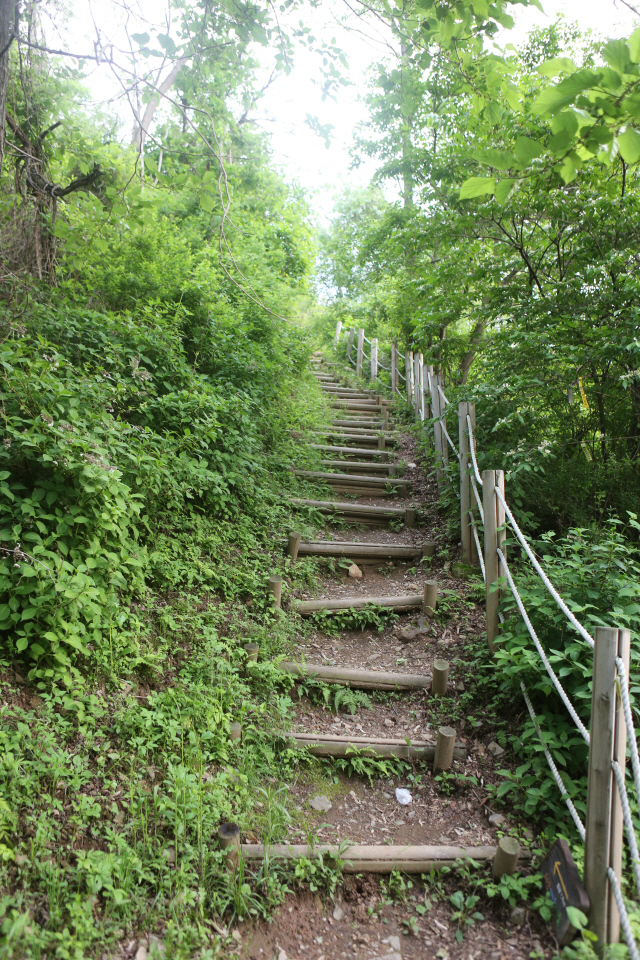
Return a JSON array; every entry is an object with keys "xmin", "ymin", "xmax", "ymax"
[
  {"xmin": 292, "ymin": 593, "xmax": 423, "ymax": 615},
  {"xmin": 280, "ymin": 661, "xmax": 432, "ymax": 690},
  {"xmin": 241, "ymin": 843, "xmax": 501, "ymax": 874}
]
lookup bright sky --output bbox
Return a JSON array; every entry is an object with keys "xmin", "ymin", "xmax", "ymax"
[{"xmin": 65, "ymin": 0, "xmax": 640, "ymax": 223}]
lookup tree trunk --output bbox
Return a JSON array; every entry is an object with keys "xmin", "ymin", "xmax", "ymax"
[{"xmin": 0, "ymin": 0, "xmax": 16, "ymax": 174}]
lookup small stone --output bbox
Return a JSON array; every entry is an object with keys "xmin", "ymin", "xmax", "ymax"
[
  {"xmin": 383, "ymin": 718, "xmax": 395, "ymax": 727},
  {"xmin": 510, "ymin": 905, "xmax": 527, "ymax": 926},
  {"xmin": 148, "ymin": 936, "xmax": 165, "ymax": 957},
  {"xmin": 487, "ymin": 741, "xmax": 505, "ymax": 758},
  {"xmin": 387, "ymin": 935, "xmax": 401, "ymax": 951},
  {"xmin": 398, "ymin": 627, "xmax": 418, "ymax": 642},
  {"xmin": 436, "ymin": 950, "xmax": 449, "ymax": 960},
  {"xmin": 278, "ymin": 949, "xmax": 288, "ymax": 960},
  {"xmin": 309, "ymin": 795, "xmax": 332, "ymax": 812},
  {"xmin": 488, "ymin": 813, "xmax": 506, "ymax": 827},
  {"xmin": 163, "ymin": 847, "xmax": 175, "ymax": 864},
  {"xmin": 333, "ymin": 904, "xmax": 344, "ymax": 921},
  {"xmin": 231, "ymin": 930, "xmax": 241, "ymax": 942},
  {"xmin": 455, "ymin": 681, "xmax": 465, "ymax": 692},
  {"xmin": 348, "ymin": 563, "xmax": 363, "ymax": 579},
  {"xmin": 135, "ymin": 947, "xmax": 148, "ymax": 960}
]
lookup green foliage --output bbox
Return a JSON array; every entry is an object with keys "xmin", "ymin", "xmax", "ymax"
[
  {"xmin": 295, "ymin": 677, "xmax": 373, "ymax": 715},
  {"xmin": 332, "ymin": 747, "xmax": 410, "ymax": 785},
  {"xmin": 309, "ymin": 603, "xmax": 399, "ymax": 635}
]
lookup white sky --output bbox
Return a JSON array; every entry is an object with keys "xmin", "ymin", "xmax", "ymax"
[{"xmin": 65, "ymin": 0, "xmax": 640, "ymax": 223}]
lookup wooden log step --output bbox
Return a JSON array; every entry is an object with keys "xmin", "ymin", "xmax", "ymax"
[
  {"xmin": 332, "ymin": 419, "xmax": 389, "ymax": 427},
  {"xmin": 292, "ymin": 593, "xmax": 422, "ymax": 615},
  {"xmin": 328, "ymin": 485, "xmax": 397, "ymax": 497},
  {"xmin": 296, "ymin": 541, "xmax": 424, "ymax": 560},
  {"xmin": 292, "ymin": 470, "xmax": 408, "ymax": 490},
  {"xmin": 311, "ymin": 433, "xmax": 398, "ymax": 448},
  {"xmin": 309, "ymin": 445, "xmax": 390, "ymax": 459},
  {"xmin": 291, "ymin": 733, "xmax": 467, "ymax": 761},
  {"xmin": 317, "ymin": 425, "xmax": 395, "ymax": 437},
  {"xmin": 280, "ymin": 662, "xmax": 431, "ymax": 690},
  {"xmin": 241, "ymin": 843, "xmax": 495, "ymax": 873},
  {"xmin": 319, "ymin": 460, "xmax": 395, "ymax": 474},
  {"xmin": 288, "ymin": 498, "xmax": 407, "ymax": 519},
  {"xmin": 330, "ymin": 403, "xmax": 384, "ymax": 413}
]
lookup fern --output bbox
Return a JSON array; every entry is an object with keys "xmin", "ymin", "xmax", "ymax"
[{"xmin": 296, "ymin": 678, "xmax": 372, "ymax": 714}]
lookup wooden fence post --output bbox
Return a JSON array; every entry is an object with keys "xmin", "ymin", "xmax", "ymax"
[
  {"xmin": 438, "ymin": 374, "xmax": 449, "ymax": 471},
  {"xmin": 371, "ymin": 338, "xmax": 378, "ymax": 381},
  {"xmin": 459, "ymin": 402, "xmax": 477, "ymax": 565},
  {"xmin": 405, "ymin": 350, "xmax": 413, "ymax": 406},
  {"xmin": 584, "ymin": 626, "xmax": 618, "ymax": 954},
  {"xmin": 334, "ymin": 320, "xmax": 342, "ymax": 345},
  {"xmin": 413, "ymin": 353, "xmax": 421, "ymax": 421},
  {"xmin": 608, "ymin": 627, "xmax": 630, "ymax": 945},
  {"xmin": 356, "ymin": 329, "xmax": 364, "ymax": 377},
  {"xmin": 421, "ymin": 360, "xmax": 431, "ymax": 445},
  {"xmin": 482, "ymin": 469, "xmax": 505, "ymax": 653},
  {"xmin": 391, "ymin": 343, "xmax": 398, "ymax": 395},
  {"xmin": 347, "ymin": 327, "xmax": 355, "ymax": 360},
  {"xmin": 429, "ymin": 366, "xmax": 444, "ymax": 486}
]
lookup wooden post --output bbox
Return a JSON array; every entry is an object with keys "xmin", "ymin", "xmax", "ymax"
[
  {"xmin": 377, "ymin": 436, "xmax": 386, "ymax": 451},
  {"xmin": 218, "ymin": 823, "xmax": 241, "ymax": 869},
  {"xmin": 483, "ymin": 469, "xmax": 505, "ymax": 653},
  {"xmin": 608, "ymin": 628, "xmax": 630, "ymax": 944},
  {"xmin": 432, "ymin": 660, "xmax": 449, "ymax": 696},
  {"xmin": 433, "ymin": 726, "xmax": 456, "ymax": 772},
  {"xmin": 229, "ymin": 721, "xmax": 242, "ymax": 741},
  {"xmin": 391, "ymin": 343, "xmax": 398, "ymax": 395},
  {"xmin": 288, "ymin": 532, "xmax": 301, "ymax": 560},
  {"xmin": 413, "ymin": 353, "xmax": 421, "ymax": 422},
  {"xmin": 459, "ymin": 402, "xmax": 478, "ymax": 565},
  {"xmin": 584, "ymin": 626, "xmax": 618, "ymax": 953},
  {"xmin": 437, "ymin": 374, "xmax": 449, "ymax": 470},
  {"xmin": 430, "ymin": 368, "xmax": 444, "ymax": 486},
  {"xmin": 422, "ymin": 542, "xmax": 436, "ymax": 558},
  {"xmin": 371, "ymin": 338, "xmax": 378, "ymax": 381},
  {"xmin": 492, "ymin": 837, "xmax": 520, "ymax": 879},
  {"xmin": 405, "ymin": 350, "xmax": 413, "ymax": 406},
  {"xmin": 267, "ymin": 576, "xmax": 282, "ymax": 609},
  {"xmin": 356, "ymin": 329, "xmax": 364, "ymax": 377},
  {"xmin": 244, "ymin": 642, "xmax": 259, "ymax": 662},
  {"xmin": 347, "ymin": 327, "xmax": 355, "ymax": 360},
  {"xmin": 423, "ymin": 580, "xmax": 437, "ymax": 616},
  {"xmin": 334, "ymin": 320, "xmax": 342, "ymax": 345},
  {"xmin": 404, "ymin": 508, "xmax": 416, "ymax": 529}
]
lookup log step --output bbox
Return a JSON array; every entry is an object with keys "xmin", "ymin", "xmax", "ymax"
[
  {"xmin": 309, "ymin": 445, "xmax": 390, "ymax": 459},
  {"xmin": 293, "ymin": 593, "xmax": 423, "ymax": 615},
  {"xmin": 288, "ymin": 498, "xmax": 408, "ymax": 518},
  {"xmin": 296, "ymin": 540, "xmax": 423, "ymax": 560},
  {"xmin": 280, "ymin": 661, "xmax": 431, "ymax": 690},
  {"xmin": 330, "ymin": 403, "xmax": 384, "ymax": 412},
  {"xmin": 291, "ymin": 733, "xmax": 467, "ymax": 761},
  {"xmin": 316, "ymin": 426, "xmax": 395, "ymax": 438},
  {"xmin": 319, "ymin": 460, "xmax": 396, "ymax": 474},
  {"xmin": 241, "ymin": 843, "xmax": 494, "ymax": 873},
  {"xmin": 292, "ymin": 470, "xmax": 409, "ymax": 491}
]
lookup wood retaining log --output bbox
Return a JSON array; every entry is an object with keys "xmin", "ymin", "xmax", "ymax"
[
  {"xmin": 319, "ymin": 460, "xmax": 396, "ymax": 475},
  {"xmin": 280, "ymin": 662, "xmax": 431, "ymax": 690},
  {"xmin": 292, "ymin": 593, "xmax": 423, "ymax": 615},
  {"xmin": 241, "ymin": 843, "xmax": 497, "ymax": 874},
  {"xmin": 330, "ymin": 403, "xmax": 384, "ymax": 412},
  {"xmin": 309, "ymin": 444, "xmax": 390, "ymax": 459},
  {"xmin": 327, "ymin": 485, "xmax": 397, "ymax": 497},
  {"xmin": 287, "ymin": 733, "xmax": 466, "ymax": 760},
  {"xmin": 311, "ymin": 432, "xmax": 399, "ymax": 447},
  {"xmin": 291, "ymin": 470, "xmax": 408, "ymax": 491},
  {"xmin": 288, "ymin": 498, "xmax": 407, "ymax": 519},
  {"xmin": 295, "ymin": 541, "xmax": 426, "ymax": 561}
]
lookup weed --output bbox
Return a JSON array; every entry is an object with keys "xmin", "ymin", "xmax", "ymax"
[{"xmin": 295, "ymin": 676, "xmax": 373, "ymax": 714}]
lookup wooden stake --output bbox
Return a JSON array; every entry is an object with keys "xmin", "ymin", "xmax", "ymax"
[
  {"xmin": 432, "ymin": 660, "xmax": 449, "ymax": 696},
  {"xmin": 371, "ymin": 338, "xmax": 378, "ymax": 380},
  {"xmin": 423, "ymin": 580, "xmax": 438, "ymax": 616},
  {"xmin": 287, "ymin": 532, "xmax": 302, "ymax": 560},
  {"xmin": 608, "ymin": 628, "xmax": 631, "ymax": 945},
  {"xmin": 414, "ymin": 353, "xmax": 421, "ymax": 422},
  {"xmin": 404, "ymin": 508, "xmax": 416, "ymax": 528},
  {"xmin": 422, "ymin": 542, "xmax": 436, "ymax": 558},
  {"xmin": 218, "ymin": 822, "xmax": 240, "ymax": 869},
  {"xmin": 405, "ymin": 350, "xmax": 413, "ymax": 406},
  {"xmin": 356, "ymin": 328, "xmax": 364, "ymax": 377},
  {"xmin": 267, "ymin": 576, "xmax": 282, "ymax": 609},
  {"xmin": 584, "ymin": 625, "xmax": 618, "ymax": 953},
  {"xmin": 391, "ymin": 343, "xmax": 398, "ymax": 395},
  {"xmin": 483, "ymin": 469, "xmax": 505, "ymax": 654},
  {"xmin": 434, "ymin": 726, "xmax": 456, "ymax": 772},
  {"xmin": 377, "ymin": 436, "xmax": 386, "ymax": 451},
  {"xmin": 492, "ymin": 837, "xmax": 520, "ymax": 879},
  {"xmin": 459, "ymin": 402, "xmax": 477, "ymax": 565},
  {"xmin": 229, "ymin": 722, "xmax": 242, "ymax": 741},
  {"xmin": 334, "ymin": 320, "xmax": 342, "ymax": 345},
  {"xmin": 347, "ymin": 327, "xmax": 355, "ymax": 360}
]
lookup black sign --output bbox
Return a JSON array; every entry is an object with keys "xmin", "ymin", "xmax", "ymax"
[{"xmin": 540, "ymin": 839, "xmax": 590, "ymax": 946}]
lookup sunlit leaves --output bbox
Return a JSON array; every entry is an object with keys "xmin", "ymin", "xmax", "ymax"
[
  {"xmin": 514, "ymin": 137, "xmax": 544, "ymax": 166},
  {"xmin": 459, "ymin": 176, "xmax": 495, "ymax": 199},
  {"xmin": 473, "ymin": 149, "xmax": 515, "ymax": 170}
]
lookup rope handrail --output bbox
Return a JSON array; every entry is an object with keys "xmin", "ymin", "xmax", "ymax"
[
  {"xmin": 348, "ymin": 355, "xmax": 356, "ymax": 367},
  {"xmin": 612, "ymin": 761, "xmax": 640, "ymax": 901},
  {"xmin": 362, "ymin": 334, "xmax": 371, "ymax": 345},
  {"xmin": 494, "ymin": 485, "xmax": 595, "ymax": 649},
  {"xmin": 615, "ymin": 658, "xmax": 640, "ymax": 816},
  {"xmin": 469, "ymin": 511, "xmax": 486, "ymax": 582},
  {"xmin": 466, "ymin": 416, "xmax": 483, "ymax": 485},
  {"xmin": 497, "ymin": 547, "xmax": 590, "ymax": 744},
  {"xmin": 397, "ymin": 370, "xmax": 406, "ymax": 382},
  {"xmin": 362, "ymin": 348, "xmax": 369, "ymax": 360},
  {"xmin": 440, "ymin": 420, "xmax": 460, "ymax": 460},
  {"xmin": 395, "ymin": 385, "xmax": 404, "ymax": 398},
  {"xmin": 520, "ymin": 683, "xmax": 586, "ymax": 841},
  {"xmin": 437, "ymin": 384, "xmax": 449, "ymax": 406},
  {"xmin": 607, "ymin": 868, "xmax": 640, "ymax": 960},
  {"xmin": 471, "ymin": 475, "xmax": 484, "ymax": 524},
  {"xmin": 378, "ymin": 360, "xmax": 390, "ymax": 371}
]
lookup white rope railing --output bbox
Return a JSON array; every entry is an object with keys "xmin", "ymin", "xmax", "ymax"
[
  {"xmin": 440, "ymin": 421, "xmax": 460, "ymax": 460},
  {"xmin": 608, "ymin": 868, "xmax": 640, "ymax": 960},
  {"xmin": 466, "ymin": 416, "xmax": 483, "ymax": 485},
  {"xmin": 469, "ymin": 512, "xmax": 486, "ymax": 582},
  {"xmin": 494, "ymin": 485, "xmax": 595, "ymax": 649},
  {"xmin": 521, "ymin": 683, "xmax": 586, "ymax": 840},
  {"xmin": 497, "ymin": 547, "xmax": 590, "ymax": 744},
  {"xmin": 437, "ymin": 384, "xmax": 449, "ymax": 406},
  {"xmin": 612, "ymin": 761, "xmax": 640, "ymax": 900},
  {"xmin": 615, "ymin": 658, "xmax": 640, "ymax": 814},
  {"xmin": 471, "ymin": 475, "xmax": 484, "ymax": 524},
  {"xmin": 397, "ymin": 369, "xmax": 406, "ymax": 382}
]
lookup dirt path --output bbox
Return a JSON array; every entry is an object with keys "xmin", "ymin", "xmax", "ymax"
[{"xmin": 242, "ymin": 361, "xmax": 556, "ymax": 960}]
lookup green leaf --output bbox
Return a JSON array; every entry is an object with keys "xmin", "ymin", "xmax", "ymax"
[
  {"xmin": 537, "ymin": 57, "xmax": 577, "ymax": 78},
  {"xmin": 603, "ymin": 40, "xmax": 632, "ymax": 73},
  {"xmin": 459, "ymin": 177, "xmax": 495, "ymax": 200},
  {"xmin": 131, "ymin": 32, "xmax": 150, "ymax": 45},
  {"xmin": 514, "ymin": 136, "xmax": 544, "ymax": 166},
  {"xmin": 617, "ymin": 127, "xmax": 640, "ymax": 163},
  {"xmin": 199, "ymin": 195, "xmax": 216, "ymax": 212},
  {"xmin": 495, "ymin": 179, "xmax": 518, "ymax": 205},
  {"xmin": 532, "ymin": 71, "xmax": 598, "ymax": 117},
  {"xmin": 630, "ymin": 28, "xmax": 640, "ymax": 63},
  {"xmin": 473, "ymin": 149, "xmax": 515, "ymax": 170},
  {"xmin": 566, "ymin": 906, "xmax": 588, "ymax": 931}
]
